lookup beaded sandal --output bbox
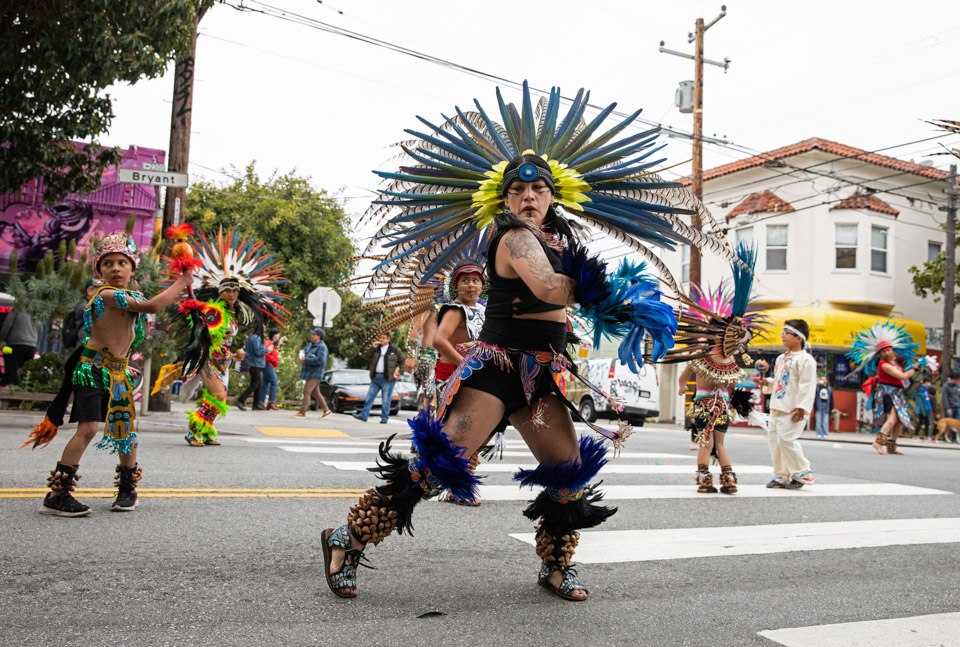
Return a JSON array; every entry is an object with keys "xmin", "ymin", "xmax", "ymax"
[
  {"xmin": 537, "ymin": 562, "xmax": 588, "ymax": 601},
  {"xmin": 322, "ymin": 525, "xmax": 369, "ymax": 598},
  {"xmin": 184, "ymin": 434, "xmax": 205, "ymax": 447}
]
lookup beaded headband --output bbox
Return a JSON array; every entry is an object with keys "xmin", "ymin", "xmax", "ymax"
[{"xmin": 501, "ymin": 162, "xmax": 555, "ymax": 196}]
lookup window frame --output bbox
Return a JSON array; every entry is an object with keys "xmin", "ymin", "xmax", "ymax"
[
  {"xmin": 765, "ymin": 224, "xmax": 788, "ymax": 272},
  {"xmin": 870, "ymin": 225, "xmax": 889, "ymax": 274},
  {"xmin": 834, "ymin": 223, "xmax": 858, "ymax": 271}
]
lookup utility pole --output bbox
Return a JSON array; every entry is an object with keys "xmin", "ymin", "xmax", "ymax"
[
  {"xmin": 659, "ymin": 5, "xmax": 730, "ymax": 287},
  {"xmin": 162, "ymin": 6, "xmax": 208, "ymax": 233},
  {"xmin": 943, "ymin": 164, "xmax": 958, "ymax": 386}
]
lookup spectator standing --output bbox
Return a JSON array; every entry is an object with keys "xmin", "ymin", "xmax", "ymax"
[
  {"xmin": 0, "ymin": 310, "xmax": 43, "ymax": 386},
  {"xmin": 943, "ymin": 372, "xmax": 960, "ymax": 420},
  {"xmin": 259, "ymin": 329, "xmax": 281, "ymax": 410},
  {"xmin": 352, "ymin": 332, "xmax": 405, "ymax": 424},
  {"xmin": 236, "ymin": 331, "xmax": 267, "ymax": 411},
  {"xmin": 62, "ymin": 279, "xmax": 102, "ymax": 350},
  {"xmin": 293, "ymin": 329, "xmax": 331, "ymax": 418},
  {"xmin": 813, "ymin": 377, "xmax": 833, "ymax": 438}
]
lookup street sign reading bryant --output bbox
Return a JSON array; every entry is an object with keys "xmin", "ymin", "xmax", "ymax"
[{"xmin": 118, "ymin": 167, "xmax": 189, "ymax": 188}]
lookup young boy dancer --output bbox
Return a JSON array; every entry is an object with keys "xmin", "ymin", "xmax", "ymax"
[
  {"xmin": 25, "ymin": 232, "xmax": 192, "ymax": 516},
  {"xmin": 756, "ymin": 319, "xmax": 816, "ymax": 489}
]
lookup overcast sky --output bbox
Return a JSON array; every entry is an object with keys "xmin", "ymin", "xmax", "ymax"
[{"xmin": 105, "ymin": 0, "xmax": 960, "ymax": 242}]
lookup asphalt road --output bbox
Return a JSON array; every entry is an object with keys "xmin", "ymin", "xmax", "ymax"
[{"xmin": 2, "ymin": 404, "xmax": 959, "ymax": 647}]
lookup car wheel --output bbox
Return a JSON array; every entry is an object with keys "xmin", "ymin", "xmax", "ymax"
[
  {"xmin": 391, "ymin": 405, "xmax": 400, "ymax": 416},
  {"xmin": 331, "ymin": 398, "xmax": 341, "ymax": 413},
  {"xmin": 578, "ymin": 398, "xmax": 597, "ymax": 423}
]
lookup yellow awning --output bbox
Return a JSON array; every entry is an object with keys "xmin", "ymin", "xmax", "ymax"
[{"xmin": 750, "ymin": 307, "xmax": 926, "ymax": 354}]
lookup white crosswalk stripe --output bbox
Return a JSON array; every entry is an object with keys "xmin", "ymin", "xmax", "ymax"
[
  {"xmin": 509, "ymin": 518, "xmax": 960, "ymax": 563},
  {"xmin": 758, "ymin": 612, "xmax": 960, "ymax": 647}
]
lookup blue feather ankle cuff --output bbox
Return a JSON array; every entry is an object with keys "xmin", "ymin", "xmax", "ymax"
[{"xmin": 408, "ymin": 412, "xmax": 482, "ymax": 502}]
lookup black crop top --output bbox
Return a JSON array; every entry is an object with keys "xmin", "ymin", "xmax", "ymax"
[{"xmin": 484, "ymin": 226, "xmax": 566, "ymax": 318}]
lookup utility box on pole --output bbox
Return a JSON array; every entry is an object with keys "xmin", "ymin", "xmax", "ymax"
[
  {"xmin": 307, "ymin": 287, "xmax": 342, "ymax": 329},
  {"xmin": 675, "ymin": 81, "xmax": 694, "ymax": 113}
]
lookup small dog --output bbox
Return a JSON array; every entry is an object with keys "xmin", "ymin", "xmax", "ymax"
[{"xmin": 933, "ymin": 418, "xmax": 960, "ymax": 443}]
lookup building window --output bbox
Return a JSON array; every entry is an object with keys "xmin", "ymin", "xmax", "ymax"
[
  {"xmin": 835, "ymin": 224, "xmax": 857, "ymax": 269},
  {"xmin": 681, "ymin": 244, "xmax": 690, "ymax": 283},
  {"xmin": 766, "ymin": 224, "xmax": 788, "ymax": 271},
  {"xmin": 929, "ymin": 241, "xmax": 943, "ymax": 262},
  {"xmin": 871, "ymin": 226, "xmax": 888, "ymax": 273},
  {"xmin": 736, "ymin": 226, "xmax": 754, "ymax": 245}
]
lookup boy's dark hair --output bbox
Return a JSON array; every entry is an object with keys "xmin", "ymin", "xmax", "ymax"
[
  {"xmin": 784, "ymin": 318, "xmax": 809, "ymax": 340},
  {"xmin": 951, "ymin": 372, "xmax": 960, "ymax": 380}
]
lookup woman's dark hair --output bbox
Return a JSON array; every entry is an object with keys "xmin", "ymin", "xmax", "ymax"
[
  {"xmin": 268, "ymin": 328, "xmax": 280, "ymax": 339},
  {"xmin": 784, "ymin": 318, "xmax": 809, "ymax": 340},
  {"xmin": 495, "ymin": 154, "xmax": 574, "ymax": 242}
]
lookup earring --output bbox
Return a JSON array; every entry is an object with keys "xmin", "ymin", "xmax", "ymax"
[{"xmin": 502, "ymin": 204, "xmax": 511, "ymax": 216}]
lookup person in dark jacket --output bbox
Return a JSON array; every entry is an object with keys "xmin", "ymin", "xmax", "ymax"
[
  {"xmin": 236, "ymin": 332, "xmax": 267, "ymax": 410},
  {"xmin": 62, "ymin": 279, "xmax": 102, "ymax": 350},
  {"xmin": 351, "ymin": 333, "xmax": 405, "ymax": 423},
  {"xmin": 813, "ymin": 377, "xmax": 833, "ymax": 438},
  {"xmin": 294, "ymin": 329, "xmax": 331, "ymax": 418}
]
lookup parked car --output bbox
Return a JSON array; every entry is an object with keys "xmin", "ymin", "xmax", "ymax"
[
  {"xmin": 395, "ymin": 377, "xmax": 418, "ymax": 410},
  {"xmin": 564, "ymin": 358, "xmax": 659, "ymax": 425},
  {"xmin": 320, "ymin": 369, "xmax": 399, "ymax": 415}
]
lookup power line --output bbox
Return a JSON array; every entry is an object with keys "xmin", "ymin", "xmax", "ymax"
[{"xmin": 223, "ymin": 0, "xmax": 733, "ymax": 146}]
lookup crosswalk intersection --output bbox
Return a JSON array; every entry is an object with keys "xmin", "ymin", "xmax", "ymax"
[{"xmin": 248, "ymin": 430, "xmax": 960, "ymax": 643}]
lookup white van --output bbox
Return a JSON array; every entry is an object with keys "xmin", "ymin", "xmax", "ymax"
[{"xmin": 565, "ymin": 358, "xmax": 659, "ymax": 426}]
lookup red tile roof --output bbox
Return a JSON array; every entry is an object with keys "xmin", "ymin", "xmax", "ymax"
[
  {"xmin": 680, "ymin": 137, "xmax": 951, "ymax": 186},
  {"xmin": 830, "ymin": 192, "xmax": 900, "ymax": 216},
  {"xmin": 725, "ymin": 190, "xmax": 794, "ymax": 220}
]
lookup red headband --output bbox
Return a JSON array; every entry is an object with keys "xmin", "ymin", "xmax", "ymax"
[
  {"xmin": 877, "ymin": 341, "xmax": 893, "ymax": 351},
  {"xmin": 452, "ymin": 265, "xmax": 484, "ymax": 285}
]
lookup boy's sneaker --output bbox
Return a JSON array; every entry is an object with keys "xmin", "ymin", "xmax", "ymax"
[
  {"xmin": 765, "ymin": 476, "xmax": 788, "ymax": 489},
  {"xmin": 40, "ymin": 492, "xmax": 91, "ymax": 517},
  {"xmin": 783, "ymin": 478, "xmax": 805, "ymax": 490},
  {"xmin": 796, "ymin": 470, "xmax": 814, "ymax": 486},
  {"xmin": 111, "ymin": 490, "xmax": 138, "ymax": 512}
]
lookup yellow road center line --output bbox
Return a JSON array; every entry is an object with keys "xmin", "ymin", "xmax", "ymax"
[{"xmin": 0, "ymin": 487, "xmax": 370, "ymax": 499}]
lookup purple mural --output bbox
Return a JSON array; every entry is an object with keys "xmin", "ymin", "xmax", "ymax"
[{"xmin": 0, "ymin": 144, "xmax": 164, "ymax": 270}]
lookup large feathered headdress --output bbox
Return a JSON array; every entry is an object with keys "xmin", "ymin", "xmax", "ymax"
[
  {"xmin": 163, "ymin": 227, "xmax": 290, "ymax": 335},
  {"xmin": 660, "ymin": 242, "xmax": 768, "ymax": 364},
  {"xmin": 847, "ymin": 320, "xmax": 919, "ymax": 377},
  {"xmin": 359, "ymin": 81, "xmax": 739, "ymax": 302}
]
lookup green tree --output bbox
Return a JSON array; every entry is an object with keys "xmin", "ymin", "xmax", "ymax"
[
  {"xmin": 0, "ymin": 1, "xmax": 209, "ymax": 198},
  {"xmin": 185, "ymin": 163, "xmax": 357, "ymax": 346},
  {"xmin": 325, "ymin": 292, "xmax": 408, "ymax": 369},
  {"xmin": 909, "ymin": 250, "xmax": 959, "ymax": 302}
]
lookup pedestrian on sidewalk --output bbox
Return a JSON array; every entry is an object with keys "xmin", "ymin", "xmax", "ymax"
[
  {"xmin": 293, "ymin": 329, "xmax": 331, "ymax": 418},
  {"xmin": 814, "ymin": 377, "xmax": 833, "ymax": 438},
  {"xmin": 0, "ymin": 309, "xmax": 43, "ymax": 385},
  {"xmin": 259, "ymin": 329, "xmax": 281, "ymax": 410},
  {"xmin": 756, "ymin": 319, "xmax": 816, "ymax": 489},
  {"xmin": 236, "ymin": 330, "xmax": 266, "ymax": 410},
  {"xmin": 351, "ymin": 332, "xmax": 405, "ymax": 424},
  {"xmin": 943, "ymin": 372, "xmax": 960, "ymax": 420}
]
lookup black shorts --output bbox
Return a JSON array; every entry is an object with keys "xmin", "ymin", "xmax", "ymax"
[
  {"xmin": 691, "ymin": 415, "xmax": 728, "ymax": 434},
  {"xmin": 882, "ymin": 394, "xmax": 894, "ymax": 415},
  {"xmin": 69, "ymin": 369, "xmax": 109, "ymax": 423},
  {"xmin": 460, "ymin": 356, "xmax": 559, "ymax": 417}
]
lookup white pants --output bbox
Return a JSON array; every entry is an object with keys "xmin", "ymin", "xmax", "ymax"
[{"xmin": 768, "ymin": 410, "xmax": 811, "ymax": 477}]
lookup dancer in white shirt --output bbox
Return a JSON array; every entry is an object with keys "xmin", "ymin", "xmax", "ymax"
[{"xmin": 756, "ymin": 319, "xmax": 817, "ymax": 489}]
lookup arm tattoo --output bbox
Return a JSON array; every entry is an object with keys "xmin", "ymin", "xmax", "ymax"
[{"xmin": 504, "ymin": 231, "xmax": 567, "ymax": 292}]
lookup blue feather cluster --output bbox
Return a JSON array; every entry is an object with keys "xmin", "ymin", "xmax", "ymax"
[
  {"xmin": 514, "ymin": 435, "xmax": 608, "ymax": 491},
  {"xmin": 408, "ymin": 412, "xmax": 482, "ymax": 502},
  {"xmin": 561, "ymin": 242, "xmax": 612, "ymax": 312},
  {"xmin": 612, "ymin": 260, "xmax": 678, "ymax": 373},
  {"xmin": 730, "ymin": 242, "xmax": 757, "ymax": 318}
]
